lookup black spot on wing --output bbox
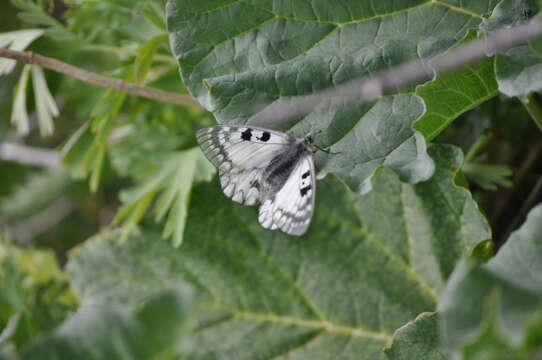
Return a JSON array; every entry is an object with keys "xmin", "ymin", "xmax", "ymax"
[
  {"xmin": 300, "ymin": 185, "xmax": 312, "ymax": 197},
  {"xmin": 302, "ymin": 171, "xmax": 310, "ymax": 179},
  {"xmin": 241, "ymin": 128, "xmax": 252, "ymax": 141},
  {"xmin": 258, "ymin": 131, "xmax": 271, "ymax": 142}
]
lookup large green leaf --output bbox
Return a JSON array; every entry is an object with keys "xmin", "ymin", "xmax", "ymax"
[
  {"xmin": 20, "ymin": 290, "xmax": 194, "ymax": 360},
  {"xmin": 439, "ymin": 205, "xmax": 542, "ymax": 358},
  {"xmin": 481, "ymin": 0, "xmax": 542, "ymax": 97},
  {"xmin": 67, "ymin": 145, "xmax": 489, "ymax": 359},
  {"xmin": 384, "ymin": 313, "xmax": 447, "ymax": 360},
  {"xmin": 495, "ymin": 45, "xmax": 542, "ymax": 98},
  {"xmin": 414, "ymin": 30, "xmax": 498, "ymax": 140},
  {"xmin": 458, "ymin": 291, "xmax": 540, "ymax": 360},
  {"xmin": 166, "ymin": 0, "xmax": 500, "ymax": 192}
]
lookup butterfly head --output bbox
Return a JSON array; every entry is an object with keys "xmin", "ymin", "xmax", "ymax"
[
  {"xmin": 303, "ymin": 131, "xmax": 327, "ymax": 154},
  {"xmin": 303, "ymin": 131, "xmax": 339, "ymax": 155},
  {"xmin": 301, "ymin": 133, "xmax": 317, "ymax": 153}
]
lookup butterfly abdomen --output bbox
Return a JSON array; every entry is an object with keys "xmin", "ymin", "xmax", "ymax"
[{"xmin": 263, "ymin": 143, "xmax": 306, "ymax": 193}]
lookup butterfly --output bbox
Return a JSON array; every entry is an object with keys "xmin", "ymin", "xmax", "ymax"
[{"xmin": 196, "ymin": 125, "xmax": 321, "ymax": 236}]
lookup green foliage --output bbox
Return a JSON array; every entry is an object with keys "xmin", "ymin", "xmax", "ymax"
[
  {"xmin": 460, "ymin": 291, "xmax": 526, "ymax": 360},
  {"xmin": 496, "ymin": 45, "xmax": 542, "ymax": 98},
  {"xmin": 414, "ymin": 30, "xmax": 498, "ymax": 141},
  {"xmin": 461, "ymin": 134, "xmax": 513, "ymax": 191},
  {"xmin": 384, "ymin": 313, "xmax": 446, "ymax": 360},
  {"xmin": 0, "ymin": 29, "xmax": 43, "ymax": 75},
  {"xmin": 1, "ymin": 0, "xmax": 542, "ymax": 358},
  {"xmin": 10, "ymin": 64, "xmax": 32, "ymax": 135},
  {"xmin": 8, "ymin": 64, "xmax": 59, "ymax": 136},
  {"xmin": 484, "ymin": 0, "xmax": 542, "ymax": 98},
  {"xmin": 65, "ymin": 145, "xmax": 488, "ymax": 359},
  {"xmin": 439, "ymin": 205, "xmax": 542, "ymax": 358},
  {"xmin": 133, "ymin": 34, "xmax": 167, "ymax": 84},
  {"xmin": 62, "ymin": 89, "xmax": 126, "ymax": 191},
  {"xmin": 11, "ymin": 0, "xmax": 76, "ymax": 41},
  {"xmin": 114, "ymin": 148, "xmax": 215, "ymax": 246},
  {"xmin": 20, "ymin": 289, "xmax": 194, "ymax": 360},
  {"xmin": 65, "ymin": 0, "xmax": 164, "ymax": 44},
  {"xmin": 470, "ymin": 240, "xmax": 496, "ymax": 264},
  {"xmin": 0, "ymin": 27, "xmax": 60, "ymax": 136},
  {"xmin": 30, "ymin": 65, "xmax": 58, "ymax": 136},
  {"xmin": 461, "ymin": 163, "xmax": 513, "ymax": 191},
  {"xmin": 0, "ymin": 168, "xmax": 73, "ymax": 221},
  {"xmin": 0, "ymin": 238, "xmax": 77, "ymax": 352},
  {"xmin": 167, "ymin": 0, "xmax": 492, "ymax": 192}
]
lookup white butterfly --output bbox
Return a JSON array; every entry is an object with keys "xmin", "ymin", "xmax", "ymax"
[{"xmin": 196, "ymin": 125, "xmax": 320, "ymax": 236}]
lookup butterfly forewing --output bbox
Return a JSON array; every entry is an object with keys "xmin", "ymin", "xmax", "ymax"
[{"xmin": 196, "ymin": 125, "xmax": 292, "ymax": 206}]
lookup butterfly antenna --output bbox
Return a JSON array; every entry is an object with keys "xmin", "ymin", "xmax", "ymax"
[
  {"xmin": 315, "ymin": 144, "xmax": 341, "ymax": 155},
  {"xmin": 307, "ymin": 130, "xmax": 340, "ymax": 155}
]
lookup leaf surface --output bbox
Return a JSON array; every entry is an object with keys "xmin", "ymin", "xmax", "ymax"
[
  {"xmin": 482, "ymin": 0, "xmax": 541, "ymax": 97},
  {"xmin": 20, "ymin": 290, "xmax": 193, "ymax": 360},
  {"xmin": 384, "ymin": 313, "xmax": 447, "ymax": 360},
  {"xmin": 166, "ymin": 0, "xmax": 499, "ymax": 191},
  {"xmin": 414, "ymin": 30, "xmax": 498, "ymax": 140},
  {"xmin": 439, "ymin": 205, "xmax": 542, "ymax": 357},
  {"xmin": 67, "ymin": 145, "xmax": 489, "ymax": 359}
]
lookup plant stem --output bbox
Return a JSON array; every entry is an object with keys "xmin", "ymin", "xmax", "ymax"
[
  {"xmin": 491, "ymin": 141, "xmax": 542, "ymax": 245},
  {"xmin": 0, "ymin": 48, "xmax": 201, "ymax": 108},
  {"xmin": 0, "ymin": 143, "xmax": 60, "ymax": 167},
  {"xmin": 465, "ymin": 133, "xmax": 492, "ymax": 163},
  {"xmin": 257, "ymin": 18, "xmax": 542, "ymax": 124},
  {"xmin": 501, "ymin": 176, "xmax": 542, "ymax": 241},
  {"xmin": 524, "ymin": 93, "xmax": 542, "ymax": 132}
]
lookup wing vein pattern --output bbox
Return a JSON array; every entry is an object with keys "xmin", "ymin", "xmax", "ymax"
[{"xmin": 196, "ymin": 125, "xmax": 316, "ymax": 236}]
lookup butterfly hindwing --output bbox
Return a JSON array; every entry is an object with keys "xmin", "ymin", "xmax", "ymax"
[
  {"xmin": 258, "ymin": 154, "xmax": 315, "ymax": 236},
  {"xmin": 196, "ymin": 125, "xmax": 293, "ymax": 206}
]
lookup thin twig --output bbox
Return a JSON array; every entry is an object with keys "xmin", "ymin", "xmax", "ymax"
[
  {"xmin": 501, "ymin": 176, "xmax": 542, "ymax": 242},
  {"xmin": 256, "ymin": 18, "xmax": 542, "ymax": 123},
  {"xmin": 491, "ymin": 140, "xmax": 542, "ymax": 236},
  {"xmin": 10, "ymin": 199, "xmax": 75, "ymax": 245},
  {"xmin": 0, "ymin": 142, "xmax": 60, "ymax": 167},
  {"xmin": 0, "ymin": 48, "xmax": 202, "ymax": 108}
]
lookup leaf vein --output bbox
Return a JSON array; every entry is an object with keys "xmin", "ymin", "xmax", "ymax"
[{"xmin": 215, "ymin": 305, "xmax": 393, "ymax": 341}]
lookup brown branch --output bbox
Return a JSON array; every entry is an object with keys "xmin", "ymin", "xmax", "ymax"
[
  {"xmin": 256, "ymin": 18, "xmax": 542, "ymax": 124},
  {"xmin": 10, "ymin": 199, "xmax": 75, "ymax": 245},
  {"xmin": 0, "ymin": 48, "xmax": 202, "ymax": 108},
  {"xmin": 491, "ymin": 140, "xmax": 542, "ymax": 231},
  {"xmin": 501, "ymin": 176, "xmax": 542, "ymax": 243},
  {"xmin": 0, "ymin": 142, "xmax": 60, "ymax": 167}
]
